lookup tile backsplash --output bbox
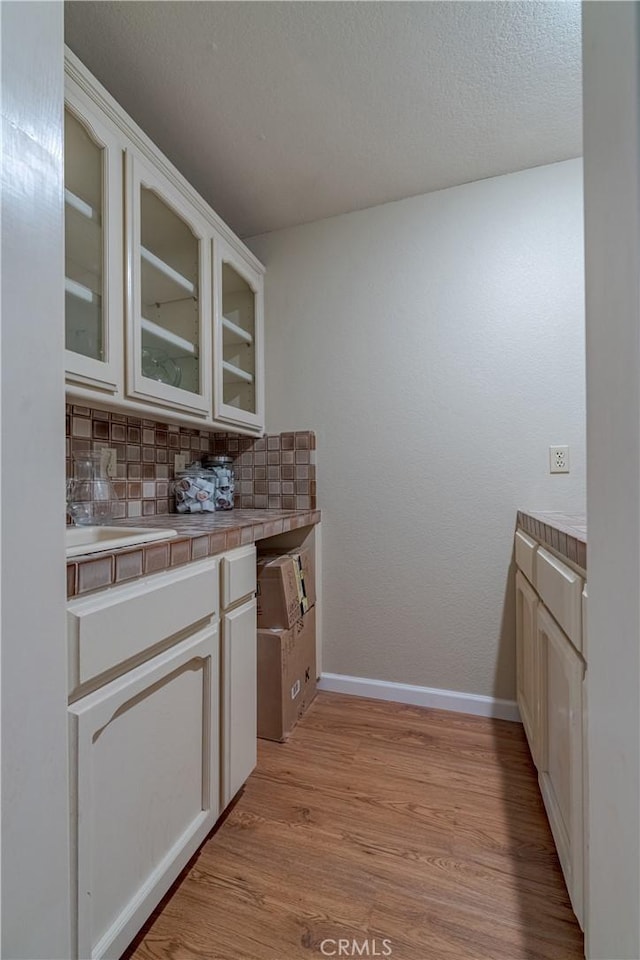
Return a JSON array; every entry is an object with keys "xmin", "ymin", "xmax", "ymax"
[
  {"xmin": 211, "ymin": 431, "xmax": 316, "ymax": 511},
  {"xmin": 66, "ymin": 404, "xmax": 317, "ymax": 519}
]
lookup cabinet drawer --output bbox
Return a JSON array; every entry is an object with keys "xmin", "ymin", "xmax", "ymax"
[
  {"xmin": 515, "ymin": 529, "xmax": 537, "ymax": 584},
  {"xmin": 221, "ymin": 545, "xmax": 256, "ymax": 610},
  {"xmin": 535, "ymin": 548, "xmax": 582, "ymax": 650},
  {"xmin": 68, "ymin": 557, "xmax": 218, "ymax": 693}
]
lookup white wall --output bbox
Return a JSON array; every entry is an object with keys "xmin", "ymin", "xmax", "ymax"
[
  {"xmin": 1, "ymin": 3, "xmax": 71, "ymax": 956},
  {"xmin": 249, "ymin": 159, "xmax": 585, "ymax": 702},
  {"xmin": 583, "ymin": 4, "xmax": 640, "ymax": 958}
]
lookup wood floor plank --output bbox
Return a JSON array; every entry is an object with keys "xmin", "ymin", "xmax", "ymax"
[
  {"xmin": 208, "ymin": 807, "xmax": 575, "ymax": 937},
  {"xmin": 124, "ymin": 692, "xmax": 584, "ymax": 960},
  {"xmin": 231, "ymin": 773, "xmax": 569, "ymax": 899},
  {"xmin": 255, "ymin": 735, "xmax": 552, "ymax": 821}
]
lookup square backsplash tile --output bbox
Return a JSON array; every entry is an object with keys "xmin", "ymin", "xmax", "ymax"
[{"xmin": 66, "ymin": 404, "xmax": 317, "ymax": 519}]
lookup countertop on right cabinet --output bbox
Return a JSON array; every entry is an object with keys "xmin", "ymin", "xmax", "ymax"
[{"xmin": 517, "ymin": 510, "xmax": 586, "ymax": 570}]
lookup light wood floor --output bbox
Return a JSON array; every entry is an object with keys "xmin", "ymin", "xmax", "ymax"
[{"xmin": 124, "ymin": 692, "xmax": 584, "ymax": 960}]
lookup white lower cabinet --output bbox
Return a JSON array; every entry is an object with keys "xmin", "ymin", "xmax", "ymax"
[
  {"xmin": 515, "ymin": 569, "xmax": 540, "ymax": 765},
  {"xmin": 69, "ymin": 625, "xmax": 219, "ymax": 960},
  {"xmin": 537, "ymin": 603, "xmax": 584, "ymax": 928},
  {"xmin": 67, "ymin": 549, "xmax": 260, "ymax": 958},
  {"xmin": 220, "ymin": 545, "xmax": 258, "ymax": 809},
  {"xmin": 514, "ymin": 528, "xmax": 586, "ymax": 931},
  {"xmin": 221, "ymin": 598, "xmax": 257, "ymax": 808}
]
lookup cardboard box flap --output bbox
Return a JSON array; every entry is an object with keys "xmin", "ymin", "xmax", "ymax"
[
  {"xmin": 258, "ymin": 547, "xmax": 316, "ymax": 610},
  {"xmin": 257, "ymin": 555, "xmax": 305, "ymax": 629}
]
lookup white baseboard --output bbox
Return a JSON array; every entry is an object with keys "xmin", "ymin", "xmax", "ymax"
[{"xmin": 318, "ymin": 672, "xmax": 521, "ymax": 723}]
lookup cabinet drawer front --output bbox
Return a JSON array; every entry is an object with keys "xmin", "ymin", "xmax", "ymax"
[
  {"xmin": 515, "ymin": 529, "xmax": 537, "ymax": 584},
  {"xmin": 221, "ymin": 545, "xmax": 256, "ymax": 610},
  {"xmin": 68, "ymin": 558, "xmax": 218, "ymax": 692},
  {"xmin": 535, "ymin": 548, "xmax": 583, "ymax": 650}
]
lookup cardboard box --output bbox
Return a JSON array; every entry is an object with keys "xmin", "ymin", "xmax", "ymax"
[
  {"xmin": 292, "ymin": 546, "xmax": 316, "ymax": 609},
  {"xmin": 256, "ymin": 555, "xmax": 303, "ymax": 629},
  {"xmin": 258, "ymin": 546, "xmax": 316, "ymax": 614},
  {"xmin": 257, "ymin": 607, "xmax": 317, "ymax": 742}
]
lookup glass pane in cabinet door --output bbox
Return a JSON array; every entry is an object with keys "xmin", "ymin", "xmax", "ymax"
[
  {"xmin": 140, "ymin": 187, "xmax": 200, "ymax": 395},
  {"xmin": 64, "ymin": 109, "xmax": 104, "ymax": 360},
  {"xmin": 222, "ymin": 263, "xmax": 256, "ymax": 413}
]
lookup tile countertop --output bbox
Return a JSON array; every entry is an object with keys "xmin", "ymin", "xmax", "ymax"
[
  {"xmin": 67, "ymin": 508, "xmax": 321, "ymax": 599},
  {"xmin": 517, "ymin": 510, "xmax": 587, "ymax": 571}
]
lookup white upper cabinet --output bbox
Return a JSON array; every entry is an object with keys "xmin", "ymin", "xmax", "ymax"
[
  {"xmin": 64, "ymin": 48, "xmax": 265, "ymax": 434},
  {"xmin": 64, "ymin": 88, "xmax": 123, "ymax": 392},
  {"xmin": 126, "ymin": 153, "xmax": 212, "ymax": 417},
  {"xmin": 214, "ymin": 237, "xmax": 264, "ymax": 430}
]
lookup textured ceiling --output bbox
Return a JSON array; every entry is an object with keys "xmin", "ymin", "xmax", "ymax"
[{"xmin": 64, "ymin": 1, "xmax": 582, "ymax": 239}]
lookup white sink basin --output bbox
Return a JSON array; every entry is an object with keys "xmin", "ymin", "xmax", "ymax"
[{"xmin": 66, "ymin": 525, "xmax": 178, "ymax": 558}]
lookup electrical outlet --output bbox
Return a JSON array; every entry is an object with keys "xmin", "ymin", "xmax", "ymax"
[
  {"xmin": 174, "ymin": 453, "xmax": 187, "ymax": 472},
  {"xmin": 100, "ymin": 447, "xmax": 118, "ymax": 478},
  {"xmin": 549, "ymin": 445, "xmax": 570, "ymax": 474}
]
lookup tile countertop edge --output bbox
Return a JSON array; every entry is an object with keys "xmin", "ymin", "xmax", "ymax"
[
  {"xmin": 67, "ymin": 509, "xmax": 321, "ymax": 598},
  {"xmin": 517, "ymin": 510, "xmax": 587, "ymax": 572}
]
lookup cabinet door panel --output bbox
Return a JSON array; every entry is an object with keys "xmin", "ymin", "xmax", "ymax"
[
  {"xmin": 214, "ymin": 236, "xmax": 264, "ymax": 430},
  {"xmin": 64, "ymin": 85, "xmax": 123, "ymax": 391},
  {"xmin": 516, "ymin": 570, "xmax": 540, "ymax": 765},
  {"xmin": 126, "ymin": 152, "xmax": 212, "ymax": 416},
  {"xmin": 537, "ymin": 603, "xmax": 584, "ymax": 928},
  {"xmin": 222, "ymin": 598, "xmax": 257, "ymax": 807},
  {"xmin": 69, "ymin": 625, "xmax": 219, "ymax": 960}
]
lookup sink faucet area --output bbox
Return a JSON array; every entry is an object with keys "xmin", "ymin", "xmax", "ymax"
[{"xmin": 65, "ymin": 525, "xmax": 178, "ymax": 558}]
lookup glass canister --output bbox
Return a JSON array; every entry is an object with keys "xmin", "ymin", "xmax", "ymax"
[
  {"xmin": 67, "ymin": 451, "xmax": 119, "ymax": 525},
  {"xmin": 204, "ymin": 455, "xmax": 235, "ymax": 511},
  {"xmin": 173, "ymin": 465, "xmax": 217, "ymax": 513}
]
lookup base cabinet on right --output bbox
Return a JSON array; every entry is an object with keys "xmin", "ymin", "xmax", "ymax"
[
  {"xmin": 537, "ymin": 602, "xmax": 585, "ymax": 928},
  {"xmin": 515, "ymin": 569, "xmax": 541, "ymax": 765},
  {"xmin": 514, "ymin": 527, "xmax": 586, "ymax": 931}
]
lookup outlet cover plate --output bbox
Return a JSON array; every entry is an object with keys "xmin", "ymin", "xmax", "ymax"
[
  {"xmin": 549, "ymin": 445, "xmax": 570, "ymax": 474},
  {"xmin": 174, "ymin": 453, "xmax": 187, "ymax": 472}
]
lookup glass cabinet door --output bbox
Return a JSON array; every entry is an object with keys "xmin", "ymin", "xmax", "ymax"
[
  {"xmin": 64, "ymin": 96, "xmax": 122, "ymax": 391},
  {"xmin": 214, "ymin": 238, "xmax": 264, "ymax": 430},
  {"xmin": 127, "ymin": 154, "xmax": 211, "ymax": 416}
]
